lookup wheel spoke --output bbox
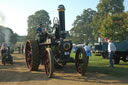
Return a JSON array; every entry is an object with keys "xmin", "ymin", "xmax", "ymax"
[
  {"xmin": 75, "ymin": 49, "xmax": 84, "ymax": 73},
  {"xmin": 44, "ymin": 51, "xmax": 50, "ymax": 75},
  {"xmin": 44, "ymin": 48, "xmax": 54, "ymax": 78},
  {"xmin": 25, "ymin": 40, "xmax": 40, "ymax": 71},
  {"xmin": 25, "ymin": 43, "xmax": 33, "ymax": 69},
  {"xmin": 75, "ymin": 47, "xmax": 88, "ymax": 76},
  {"xmin": 77, "ymin": 63, "xmax": 81, "ymax": 73}
]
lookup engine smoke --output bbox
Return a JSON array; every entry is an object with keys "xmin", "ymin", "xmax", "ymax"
[
  {"xmin": 0, "ymin": 11, "xmax": 5, "ymax": 25},
  {"xmin": 0, "ymin": 25, "xmax": 12, "ymax": 46},
  {"xmin": 2, "ymin": 28, "xmax": 11, "ymax": 46}
]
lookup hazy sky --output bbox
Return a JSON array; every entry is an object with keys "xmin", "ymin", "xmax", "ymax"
[{"xmin": 0, "ymin": 0, "xmax": 128, "ymax": 35}]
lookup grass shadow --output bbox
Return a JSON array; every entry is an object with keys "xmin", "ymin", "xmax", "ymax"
[{"xmin": 53, "ymin": 64, "xmax": 128, "ymax": 84}]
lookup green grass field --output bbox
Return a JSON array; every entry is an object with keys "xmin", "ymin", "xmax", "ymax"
[{"xmin": 71, "ymin": 52, "xmax": 128, "ymax": 78}]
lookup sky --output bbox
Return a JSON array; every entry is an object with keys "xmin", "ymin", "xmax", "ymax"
[{"xmin": 0, "ymin": 0, "xmax": 128, "ymax": 36}]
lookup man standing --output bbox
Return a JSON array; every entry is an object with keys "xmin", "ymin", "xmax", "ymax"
[
  {"xmin": 108, "ymin": 39, "xmax": 116, "ymax": 68},
  {"xmin": 21, "ymin": 45, "xmax": 24, "ymax": 55},
  {"xmin": 84, "ymin": 42, "xmax": 91, "ymax": 64}
]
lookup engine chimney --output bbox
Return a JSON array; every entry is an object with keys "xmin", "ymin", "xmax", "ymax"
[{"xmin": 58, "ymin": 5, "xmax": 65, "ymax": 31}]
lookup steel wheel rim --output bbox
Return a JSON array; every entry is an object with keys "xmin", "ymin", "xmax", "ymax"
[
  {"xmin": 44, "ymin": 51, "xmax": 50, "ymax": 76},
  {"xmin": 25, "ymin": 42, "xmax": 32, "ymax": 69},
  {"xmin": 76, "ymin": 50, "xmax": 84, "ymax": 73}
]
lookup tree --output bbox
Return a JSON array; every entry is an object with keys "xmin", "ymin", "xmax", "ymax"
[
  {"xmin": 92, "ymin": 0, "xmax": 124, "ymax": 41},
  {"xmin": 27, "ymin": 10, "xmax": 51, "ymax": 40},
  {"xmin": 97, "ymin": 0, "xmax": 124, "ymax": 15},
  {"xmin": 10, "ymin": 33, "xmax": 19, "ymax": 45},
  {"xmin": 70, "ymin": 8, "xmax": 96, "ymax": 44},
  {"xmin": 101, "ymin": 12, "xmax": 128, "ymax": 41}
]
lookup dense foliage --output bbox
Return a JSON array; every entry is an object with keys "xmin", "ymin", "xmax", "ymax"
[
  {"xmin": 101, "ymin": 12, "xmax": 128, "ymax": 41},
  {"xmin": 70, "ymin": 8, "xmax": 96, "ymax": 44},
  {"xmin": 70, "ymin": 0, "xmax": 126, "ymax": 44},
  {"xmin": 92, "ymin": 0, "xmax": 125, "ymax": 42},
  {"xmin": 27, "ymin": 10, "xmax": 51, "ymax": 40}
]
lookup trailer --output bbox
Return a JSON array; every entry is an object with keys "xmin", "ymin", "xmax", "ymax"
[{"xmin": 94, "ymin": 40, "xmax": 128, "ymax": 64}]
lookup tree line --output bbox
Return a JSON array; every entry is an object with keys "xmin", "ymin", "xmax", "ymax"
[
  {"xmin": 70, "ymin": 0, "xmax": 128, "ymax": 44},
  {"xmin": 26, "ymin": 0, "xmax": 128, "ymax": 44}
]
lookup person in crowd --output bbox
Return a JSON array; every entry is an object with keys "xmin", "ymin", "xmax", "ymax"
[
  {"xmin": 36, "ymin": 24, "xmax": 48, "ymax": 42},
  {"xmin": 1, "ymin": 42, "xmax": 7, "ymax": 56},
  {"xmin": 21, "ymin": 45, "xmax": 24, "ymax": 55},
  {"xmin": 108, "ymin": 39, "xmax": 116, "ymax": 68},
  {"xmin": 84, "ymin": 42, "xmax": 91, "ymax": 64},
  {"xmin": 36, "ymin": 24, "xmax": 44, "ymax": 33}
]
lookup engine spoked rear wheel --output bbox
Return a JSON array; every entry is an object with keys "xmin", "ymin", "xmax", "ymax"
[
  {"xmin": 25, "ymin": 40, "xmax": 40, "ymax": 71},
  {"xmin": 44, "ymin": 48, "xmax": 54, "ymax": 78},
  {"xmin": 75, "ymin": 47, "xmax": 88, "ymax": 76}
]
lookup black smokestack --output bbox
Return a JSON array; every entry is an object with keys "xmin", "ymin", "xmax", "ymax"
[{"xmin": 58, "ymin": 5, "xmax": 65, "ymax": 31}]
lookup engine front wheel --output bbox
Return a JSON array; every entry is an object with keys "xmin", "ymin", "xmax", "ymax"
[
  {"xmin": 44, "ymin": 48, "xmax": 54, "ymax": 78},
  {"xmin": 25, "ymin": 40, "xmax": 40, "ymax": 71},
  {"xmin": 75, "ymin": 47, "xmax": 88, "ymax": 76}
]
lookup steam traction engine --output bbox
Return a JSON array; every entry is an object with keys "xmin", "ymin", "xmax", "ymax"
[
  {"xmin": 1, "ymin": 46, "xmax": 13, "ymax": 65},
  {"xmin": 25, "ymin": 5, "xmax": 88, "ymax": 78}
]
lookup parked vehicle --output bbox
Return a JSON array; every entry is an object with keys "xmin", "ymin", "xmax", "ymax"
[
  {"xmin": 114, "ymin": 40, "xmax": 128, "ymax": 64},
  {"xmin": 72, "ymin": 44, "xmax": 84, "ymax": 53},
  {"xmin": 93, "ymin": 43, "xmax": 102, "ymax": 56},
  {"xmin": 94, "ymin": 40, "xmax": 128, "ymax": 64},
  {"xmin": 72, "ymin": 46, "xmax": 78, "ymax": 53}
]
